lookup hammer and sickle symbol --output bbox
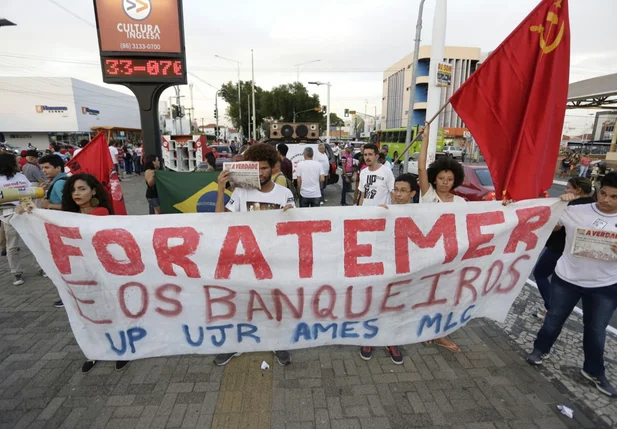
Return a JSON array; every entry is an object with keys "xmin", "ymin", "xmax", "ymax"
[{"xmin": 529, "ymin": 11, "xmax": 565, "ymax": 54}]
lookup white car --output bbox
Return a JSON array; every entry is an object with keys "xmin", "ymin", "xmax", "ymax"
[{"xmin": 443, "ymin": 145, "xmax": 463, "ymax": 159}]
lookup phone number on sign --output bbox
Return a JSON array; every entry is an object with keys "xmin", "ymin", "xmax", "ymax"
[{"xmin": 120, "ymin": 43, "xmax": 161, "ymax": 51}]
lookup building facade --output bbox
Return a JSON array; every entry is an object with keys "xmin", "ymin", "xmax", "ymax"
[
  {"xmin": 381, "ymin": 46, "xmax": 486, "ymax": 130},
  {"xmin": 0, "ymin": 77, "xmax": 139, "ymax": 150}
]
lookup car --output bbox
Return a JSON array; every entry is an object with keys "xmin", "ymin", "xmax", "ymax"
[
  {"xmin": 452, "ymin": 164, "xmax": 549, "ymax": 201},
  {"xmin": 443, "ymin": 145, "xmax": 463, "ymax": 159},
  {"xmin": 209, "ymin": 145, "xmax": 233, "ymax": 170},
  {"xmin": 395, "ymin": 152, "xmax": 449, "ymax": 177}
]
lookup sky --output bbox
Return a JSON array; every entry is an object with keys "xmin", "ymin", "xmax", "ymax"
[{"xmin": 2, "ymin": 0, "xmax": 616, "ymax": 135}]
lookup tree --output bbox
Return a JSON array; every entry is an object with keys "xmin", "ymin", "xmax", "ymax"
[{"xmin": 220, "ymin": 80, "xmax": 267, "ymax": 139}]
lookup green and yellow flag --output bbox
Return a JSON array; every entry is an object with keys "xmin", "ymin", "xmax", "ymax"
[{"xmin": 157, "ymin": 171, "xmax": 231, "ymax": 214}]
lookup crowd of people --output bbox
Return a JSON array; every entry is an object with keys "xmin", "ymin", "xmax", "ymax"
[{"xmin": 1, "ymin": 131, "xmax": 617, "ymax": 397}]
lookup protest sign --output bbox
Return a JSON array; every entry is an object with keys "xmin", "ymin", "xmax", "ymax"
[
  {"xmin": 223, "ymin": 161, "xmax": 260, "ymax": 189},
  {"xmin": 11, "ymin": 199, "xmax": 564, "ymax": 361}
]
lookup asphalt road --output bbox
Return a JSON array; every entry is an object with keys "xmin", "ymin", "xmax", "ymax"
[{"xmin": 540, "ymin": 181, "xmax": 617, "ymax": 330}]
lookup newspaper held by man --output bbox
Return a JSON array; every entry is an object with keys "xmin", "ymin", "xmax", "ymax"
[
  {"xmin": 223, "ymin": 161, "xmax": 260, "ymax": 190},
  {"xmin": 571, "ymin": 227, "xmax": 617, "ymax": 262}
]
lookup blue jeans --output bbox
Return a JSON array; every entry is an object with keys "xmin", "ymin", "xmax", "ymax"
[
  {"xmin": 532, "ymin": 248, "xmax": 562, "ymax": 311},
  {"xmin": 300, "ymin": 197, "xmax": 321, "ymax": 208},
  {"xmin": 534, "ymin": 275, "xmax": 617, "ymax": 377},
  {"xmin": 341, "ymin": 175, "xmax": 352, "ymax": 205}
]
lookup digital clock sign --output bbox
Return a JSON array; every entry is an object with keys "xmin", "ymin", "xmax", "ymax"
[{"xmin": 102, "ymin": 57, "xmax": 185, "ymax": 83}]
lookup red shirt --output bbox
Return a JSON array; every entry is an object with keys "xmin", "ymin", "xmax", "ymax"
[
  {"xmin": 90, "ymin": 207, "xmax": 110, "ymax": 216},
  {"xmin": 19, "ymin": 157, "xmax": 28, "ymax": 169}
]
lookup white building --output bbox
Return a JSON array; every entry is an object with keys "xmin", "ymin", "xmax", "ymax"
[{"xmin": 0, "ymin": 77, "xmax": 140, "ymax": 150}]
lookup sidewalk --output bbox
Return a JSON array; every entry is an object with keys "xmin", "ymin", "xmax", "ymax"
[{"xmin": 0, "ymin": 174, "xmax": 615, "ymax": 429}]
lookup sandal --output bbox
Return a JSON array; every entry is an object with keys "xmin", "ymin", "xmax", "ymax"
[{"xmin": 426, "ymin": 336, "xmax": 461, "ymax": 353}]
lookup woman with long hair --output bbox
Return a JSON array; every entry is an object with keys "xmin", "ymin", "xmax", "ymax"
[
  {"xmin": 418, "ymin": 122, "xmax": 466, "ymax": 353},
  {"xmin": 532, "ymin": 177, "xmax": 594, "ymax": 319},
  {"xmin": 62, "ymin": 173, "xmax": 129, "ymax": 372},
  {"xmin": 144, "ymin": 154, "xmax": 161, "ymax": 214}
]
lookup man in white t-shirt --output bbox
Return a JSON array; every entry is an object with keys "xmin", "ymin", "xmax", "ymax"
[
  {"xmin": 527, "ymin": 172, "xmax": 617, "ymax": 397},
  {"xmin": 109, "ymin": 142, "xmax": 119, "ymax": 173},
  {"xmin": 359, "ymin": 143, "xmax": 395, "ymax": 206},
  {"xmin": 0, "ymin": 153, "xmax": 33, "ymax": 286},
  {"xmin": 316, "ymin": 144, "xmax": 330, "ymax": 204},
  {"xmin": 296, "ymin": 147, "xmax": 324, "ymax": 208},
  {"xmin": 215, "ymin": 143, "xmax": 294, "ymax": 368}
]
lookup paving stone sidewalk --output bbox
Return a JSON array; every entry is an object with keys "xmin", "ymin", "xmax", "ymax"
[{"xmin": 0, "ymin": 174, "xmax": 615, "ymax": 429}]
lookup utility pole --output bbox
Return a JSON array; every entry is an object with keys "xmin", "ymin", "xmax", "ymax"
[
  {"xmin": 174, "ymin": 86, "xmax": 185, "ymax": 134},
  {"xmin": 247, "ymin": 97, "xmax": 251, "ymax": 141},
  {"xmin": 189, "ymin": 83, "xmax": 194, "ymax": 133},
  {"xmin": 251, "ymin": 49, "xmax": 257, "ymax": 141},
  {"xmin": 215, "ymin": 55, "xmax": 242, "ymax": 138},
  {"xmin": 215, "ymin": 90, "xmax": 220, "ymax": 141}
]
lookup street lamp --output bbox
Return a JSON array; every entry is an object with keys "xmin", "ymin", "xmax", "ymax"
[
  {"xmin": 215, "ymin": 88, "xmax": 227, "ymax": 141},
  {"xmin": 215, "ymin": 55, "xmax": 242, "ymax": 138},
  {"xmin": 308, "ymin": 81, "xmax": 331, "ymax": 146},
  {"xmin": 294, "ymin": 59, "xmax": 320, "ymax": 82},
  {"xmin": 0, "ymin": 18, "xmax": 16, "ymax": 28}
]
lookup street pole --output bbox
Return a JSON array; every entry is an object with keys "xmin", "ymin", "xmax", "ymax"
[
  {"xmin": 189, "ymin": 83, "xmax": 194, "ymax": 133},
  {"xmin": 174, "ymin": 86, "xmax": 183, "ymax": 134},
  {"xmin": 326, "ymin": 83, "xmax": 331, "ymax": 146},
  {"xmin": 374, "ymin": 106, "xmax": 377, "ymax": 131},
  {"xmin": 251, "ymin": 49, "xmax": 257, "ymax": 141},
  {"xmin": 247, "ymin": 97, "xmax": 251, "ymax": 141},
  {"xmin": 403, "ymin": 0, "xmax": 426, "ymax": 173},
  {"xmin": 237, "ymin": 65, "xmax": 242, "ymax": 138},
  {"xmin": 215, "ymin": 91, "xmax": 219, "ymax": 141},
  {"xmin": 425, "ymin": 0, "xmax": 447, "ymax": 166}
]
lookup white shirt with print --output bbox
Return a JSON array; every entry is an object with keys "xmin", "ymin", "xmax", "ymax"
[
  {"xmin": 0, "ymin": 173, "xmax": 32, "ymax": 207},
  {"xmin": 359, "ymin": 164, "xmax": 395, "ymax": 206},
  {"xmin": 226, "ymin": 183, "xmax": 295, "ymax": 212},
  {"xmin": 555, "ymin": 203, "xmax": 617, "ymax": 288}
]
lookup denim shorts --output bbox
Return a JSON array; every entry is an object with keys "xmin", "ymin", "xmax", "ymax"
[{"xmin": 147, "ymin": 198, "xmax": 160, "ymax": 208}]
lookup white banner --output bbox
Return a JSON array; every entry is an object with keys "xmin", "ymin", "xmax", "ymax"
[{"xmin": 11, "ymin": 200, "xmax": 564, "ymax": 360}]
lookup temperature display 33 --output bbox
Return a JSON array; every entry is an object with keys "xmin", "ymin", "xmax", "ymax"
[{"xmin": 102, "ymin": 58, "xmax": 185, "ymax": 82}]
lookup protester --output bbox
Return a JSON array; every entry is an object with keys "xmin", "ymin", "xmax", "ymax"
[
  {"xmin": 109, "ymin": 141, "xmax": 119, "ymax": 174},
  {"xmin": 418, "ymin": 122, "xmax": 465, "ymax": 353},
  {"xmin": 532, "ymin": 177, "xmax": 594, "ymax": 319},
  {"xmin": 144, "ymin": 155, "xmax": 161, "ymax": 214},
  {"xmin": 0, "ymin": 153, "xmax": 33, "ymax": 285},
  {"xmin": 134, "ymin": 143, "xmax": 143, "ymax": 175},
  {"xmin": 22, "ymin": 150, "xmax": 44, "ymax": 185},
  {"xmin": 39, "ymin": 154, "xmax": 67, "ymax": 211},
  {"xmin": 316, "ymin": 144, "xmax": 330, "ymax": 204},
  {"xmin": 340, "ymin": 143, "xmax": 356, "ymax": 206},
  {"xmin": 116, "ymin": 143, "xmax": 125, "ymax": 177},
  {"xmin": 579, "ymin": 153, "xmax": 591, "ymax": 177},
  {"xmin": 296, "ymin": 147, "xmax": 325, "ymax": 208},
  {"xmin": 359, "ymin": 173, "xmax": 419, "ymax": 364},
  {"xmin": 380, "ymin": 145, "xmax": 393, "ymax": 164},
  {"xmin": 73, "ymin": 139, "xmax": 88, "ymax": 157},
  {"xmin": 48, "ymin": 143, "xmax": 67, "ymax": 162},
  {"xmin": 18, "ymin": 150, "xmax": 28, "ymax": 169},
  {"xmin": 358, "ymin": 143, "xmax": 395, "ymax": 206},
  {"xmin": 277, "ymin": 143, "xmax": 293, "ymax": 181},
  {"xmin": 526, "ymin": 172, "xmax": 617, "ymax": 397},
  {"xmin": 215, "ymin": 143, "xmax": 294, "ymax": 367},
  {"xmin": 123, "ymin": 145, "xmax": 134, "ymax": 175}
]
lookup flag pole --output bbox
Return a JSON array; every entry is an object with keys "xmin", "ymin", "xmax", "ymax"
[{"xmin": 394, "ymin": 100, "xmax": 450, "ymax": 163}]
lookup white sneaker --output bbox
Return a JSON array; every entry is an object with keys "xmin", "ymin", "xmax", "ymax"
[{"xmin": 13, "ymin": 274, "xmax": 24, "ymax": 286}]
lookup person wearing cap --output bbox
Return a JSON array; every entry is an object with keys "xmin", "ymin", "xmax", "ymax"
[
  {"xmin": 380, "ymin": 145, "xmax": 393, "ymax": 164},
  {"xmin": 22, "ymin": 150, "xmax": 44, "ymax": 185}
]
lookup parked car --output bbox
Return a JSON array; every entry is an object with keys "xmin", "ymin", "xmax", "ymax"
[
  {"xmin": 210, "ymin": 145, "xmax": 233, "ymax": 169},
  {"xmin": 452, "ymin": 164, "xmax": 549, "ymax": 201},
  {"xmin": 395, "ymin": 152, "xmax": 449, "ymax": 177},
  {"xmin": 443, "ymin": 145, "xmax": 463, "ymax": 159}
]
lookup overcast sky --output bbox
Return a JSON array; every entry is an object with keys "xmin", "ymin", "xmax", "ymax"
[{"xmin": 2, "ymin": 0, "xmax": 616, "ymax": 134}]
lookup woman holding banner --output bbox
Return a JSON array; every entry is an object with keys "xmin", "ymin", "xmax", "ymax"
[
  {"xmin": 418, "ymin": 122, "xmax": 466, "ymax": 353},
  {"xmin": 60, "ymin": 173, "xmax": 130, "ymax": 372}
]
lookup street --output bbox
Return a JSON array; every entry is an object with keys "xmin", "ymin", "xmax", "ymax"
[{"xmin": 0, "ymin": 174, "xmax": 616, "ymax": 429}]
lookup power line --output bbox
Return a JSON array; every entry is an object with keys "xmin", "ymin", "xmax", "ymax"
[{"xmin": 46, "ymin": 0, "xmax": 95, "ymax": 28}]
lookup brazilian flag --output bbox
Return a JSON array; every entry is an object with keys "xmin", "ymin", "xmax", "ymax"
[{"xmin": 157, "ymin": 171, "xmax": 231, "ymax": 214}]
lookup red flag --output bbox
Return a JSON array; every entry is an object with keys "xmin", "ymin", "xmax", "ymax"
[
  {"xmin": 450, "ymin": 0, "xmax": 570, "ymax": 201},
  {"xmin": 65, "ymin": 132, "xmax": 128, "ymax": 215}
]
